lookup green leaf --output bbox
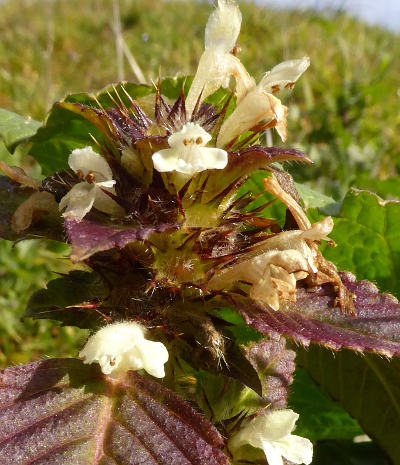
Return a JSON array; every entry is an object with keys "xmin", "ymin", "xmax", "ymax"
[
  {"xmin": 312, "ymin": 439, "xmax": 391, "ymax": 465},
  {"xmin": 28, "ymin": 78, "xmax": 185, "ymax": 176},
  {"xmin": 0, "ymin": 108, "xmax": 41, "ymax": 151},
  {"xmin": 195, "ymin": 368, "xmax": 261, "ymax": 423},
  {"xmin": 237, "ymin": 170, "xmax": 288, "ymax": 227},
  {"xmin": 295, "ymin": 182, "xmax": 341, "ymax": 215},
  {"xmin": 25, "ymin": 271, "xmax": 109, "ymax": 329},
  {"xmin": 298, "ymin": 346, "xmax": 400, "ymax": 465},
  {"xmin": 160, "ymin": 75, "xmax": 192, "ymax": 100},
  {"xmin": 210, "ymin": 307, "xmax": 264, "ymax": 345},
  {"xmin": 318, "ymin": 189, "xmax": 400, "ymax": 298},
  {"xmin": 353, "ymin": 174, "xmax": 400, "ymax": 200},
  {"xmin": 298, "ymin": 188, "xmax": 400, "ymax": 464},
  {"xmin": 289, "ymin": 367, "xmax": 363, "ymax": 441}
]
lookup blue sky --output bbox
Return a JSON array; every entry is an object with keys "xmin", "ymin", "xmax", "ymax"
[{"xmin": 259, "ymin": 0, "xmax": 400, "ymax": 31}]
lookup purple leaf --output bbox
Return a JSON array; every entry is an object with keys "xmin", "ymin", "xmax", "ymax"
[
  {"xmin": 0, "ymin": 358, "xmax": 229, "ymax": 465},
  {"xmin": 203, "ymin": 146, "xmax": 311, "ymax": 203},
  {"xmin": 65, "ymin": 217, "xmax": 180, "ymax": 261},
  {"xmin": 232, "ymin": 272, "xmax": 400, "ymax": 357},
  {"xmin": 242, "ymin": 337, "xmax": 296, "ymax": 409}
]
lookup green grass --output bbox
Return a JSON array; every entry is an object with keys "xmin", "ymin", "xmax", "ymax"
[
  {"xmin": 0, "ymin": 0, "xmax": 399, "ymax": 365},
  {"xmin": 0, "ymin": 240, "xmax": 88, "ymax": 367}
]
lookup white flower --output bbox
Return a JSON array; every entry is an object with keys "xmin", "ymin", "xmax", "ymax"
[
  {"xmin": 152, "ymin": 123, "xmax": 228, "ymax": 175},
  {"xmin": 59, "ymin": 146, "xmax": 122, "ymax": 221},
  {"xmin": 185, "ymin": 0, "xmax": 254, "ymax": 116},
  {"xmin": 217, "ymin": 57, "xmax": 310, "ymax": 146},
  {"xmin": 229, "ymin": 409, "xmax": 313, "ymax": 465},
  {"xmin": 79, "ymin": 321, "xmax": 169, "ymax": 378},
  {"xmin": 185, "ymin": 0, "xmax": 309, "ymax": 143}
]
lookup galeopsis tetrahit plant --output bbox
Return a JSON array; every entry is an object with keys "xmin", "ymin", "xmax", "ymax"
[{"xmin": 1, "ymin": 1, "xmax": 400, "ymax": 464}]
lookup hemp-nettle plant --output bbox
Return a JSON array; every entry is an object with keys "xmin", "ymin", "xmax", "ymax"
[{"xmin": 0, "ymin": 1, "xmax": 400, "ymax": 464}]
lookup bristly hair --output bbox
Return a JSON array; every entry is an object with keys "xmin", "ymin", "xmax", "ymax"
[
  {"xmin": 102, "ymin": 82, "xmax": 231, "ymax": 148},
  {"xmin": 40, "ymin": 169, "xmax": 79, "ymax": 202}
]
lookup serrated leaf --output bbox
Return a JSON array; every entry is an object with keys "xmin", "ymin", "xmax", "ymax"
[
  {"xmin": 241, "ymin": 337, "xmax": 295, "ymax": 408},
  {"xmin": 208, "ymin": 307, "xmax": 295, "ymax": 405},
  {"xmin": 288, "ymin": 367, "xmax": 363, "ymax": 441},
  {"xmin": 25, "ymin": 271, "xmax": 108, "ymax": 328},
  {"xmin": 0, "ymin": 108, "xmax": 41, "ymax": 151},
  {"xmin": 0, "ymin": 358, "xmax": 229, "ymax": 465},
  {"xmin": 319, "ymin": 189, "xmax": 400, "ymax": 298},
  {"xmin": 298, "ymin": 347, "xmax": 400, "ymax": 465},
  {"xmin": 65, "ymin": 217, "xmax": 180, "ymax": 262},
  {"xmin": 231, "ymin": 272, "xmax": 400, "ymax": 356},
  {"xmin": 295, "ymin": 182, "xmax": 341, "ymax": 216},
  {"xmin": 353, "ymin": 175, "xmax": 400, "ymax": 201}
]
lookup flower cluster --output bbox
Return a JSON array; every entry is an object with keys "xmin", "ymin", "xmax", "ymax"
[{"xmin": 0, "ymin": 2, "xmax": 365, "ymax": 464}]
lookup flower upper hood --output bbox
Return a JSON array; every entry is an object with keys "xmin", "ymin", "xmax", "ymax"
[
  {"xmin": 184, "ymin": 0, "xmax": 310, "ymax": 146},
  {"xmin": 152, "ymin": 122, "xmax": 228, "ymax": 175},
  {"xmin": 185, "ymin": 0, "xmax": 254, "ymax": 116}
]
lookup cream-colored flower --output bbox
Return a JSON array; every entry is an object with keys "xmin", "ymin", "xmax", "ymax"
[
  {"xmin": 185, "ymin": 0, "xmax": 309, "ymax": 142},
  {"xmin": 217, "ymin": 57, "xmax": 310, "ymax": 146},
  {"xmin": 152, "ymin": 122, "xmax": 228, "ymax": 175},
  {"xmin": 79, "ymin": 321, "xmax": 169, "ymax": 378},
  {"xmin": 229, "ymin": 409, "xmax": 313, "ymax": 465},
  {"xmin": 185, "ymin": 0, "xmax": 254, "ymax": 116},
  {"xmin": 208, "ymin": 216, "xmax": 333, "ymax": 310},
  {"xmin": 59, "ymin": 146, "xmax": 122, "ymax": 221}
]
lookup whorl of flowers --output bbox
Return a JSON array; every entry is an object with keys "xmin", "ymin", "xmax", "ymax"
[
  {"xmin": 1, "ymin": 0, "xmax": 355, "ymax": 353},
  {"xmin": 0, "ymin": 2, "xmax": 366, "ymax": 463}
]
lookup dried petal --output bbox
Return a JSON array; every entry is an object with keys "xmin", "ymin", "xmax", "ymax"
[
  {"xmin": 205, "ymin": 0, "xmax": 242, "ymax": 53},
  {"xmin": 0, "ymin": 161, "xmax": 40, "ymax": 189},
  {"xmin": 11, "ymin": 191, "xmax": 58, "ymax": 233}
]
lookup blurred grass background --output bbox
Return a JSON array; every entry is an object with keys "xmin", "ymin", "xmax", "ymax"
[{"xmin": 0, "ymin": 0, "xmax": 399, "ymax": 367}]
